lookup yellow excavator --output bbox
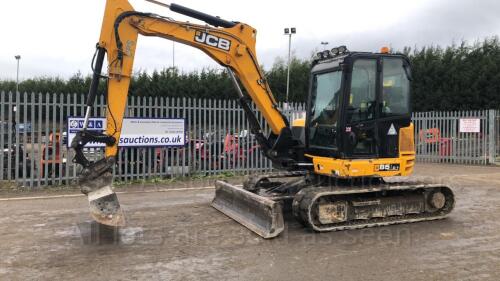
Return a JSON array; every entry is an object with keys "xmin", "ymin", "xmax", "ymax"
[{"xmin": 71, "ymin": 0, "xmax": 455, "ymax": 238}]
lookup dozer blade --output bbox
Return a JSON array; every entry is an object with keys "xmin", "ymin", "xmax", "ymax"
[
  {"xmin": 211, "ymin": 180, "xmax": 284, "ymax": 239},
  {"xmin": 87, "ymin": 185, "xmax": 125, "ymax": 227}
]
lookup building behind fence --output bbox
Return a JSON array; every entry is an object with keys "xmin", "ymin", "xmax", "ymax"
[{"xmin": 1, "ymin": 91, "xmax": 499, "ymax": 188}]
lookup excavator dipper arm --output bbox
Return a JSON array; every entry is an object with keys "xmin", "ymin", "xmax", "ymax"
[{"xmin": 71, "ymin": 0, "xmax": 298, "ymax": 226}]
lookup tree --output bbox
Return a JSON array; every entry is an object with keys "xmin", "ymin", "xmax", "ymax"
[
  {"xmin": 406, "ymin": 37, "xmax": 500, "ymax": 111},
  {"xmin": 3, "ymin": 36, "xmax": 500, "ymax": 112}
]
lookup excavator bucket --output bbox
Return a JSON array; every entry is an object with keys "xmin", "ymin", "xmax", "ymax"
[
  {"xmin": 87, "ymin": 185, "xmax": 125, "ymax": 227},
  {"xmin": 78, "ymin": 171, "xmax": 125, "ymax": 226},
  {"xmin": 211, "ymin": 180, "xmax": 284, "ymax": 238}
]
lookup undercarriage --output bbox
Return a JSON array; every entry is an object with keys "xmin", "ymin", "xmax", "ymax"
[{"xmin": 212, "ymin": 172, "xmax": 455, "ymax": 238}]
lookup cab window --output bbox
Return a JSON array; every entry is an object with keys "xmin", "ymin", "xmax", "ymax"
[
  {"xmin": 381, "ymin": 58, "xmax": 411, "ymax": 116},
  {"xmin": 347, "ymin": 59, "xmax": 377, "ymax": 123},
  {"xmin": 309, "ymin": 70, "xmax": 342, "ymax": 148}
]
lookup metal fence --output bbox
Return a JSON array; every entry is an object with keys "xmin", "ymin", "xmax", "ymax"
[
  {"xmin": 1, "ymin": 91, "xmax": 499, "ymax": 188},
  {"xmin": 0, "ymin": 91, "xmax": 305, "ymax": 188},
  {"xmin": 413, "ymin": 110, "xmax": 496, "ymax": 165}
]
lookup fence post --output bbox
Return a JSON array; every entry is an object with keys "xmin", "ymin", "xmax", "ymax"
[{"xmin": 488, "ymin": 109, "xmax": 496, "ymax": 164}]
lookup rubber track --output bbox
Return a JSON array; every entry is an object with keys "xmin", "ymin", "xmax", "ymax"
[{"xmin": 292, "ymin": 182, "xmax": 455, "ymax": 232}]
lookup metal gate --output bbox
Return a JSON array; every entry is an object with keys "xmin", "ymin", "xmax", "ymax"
[{"xmin": 413, "ymin": 110, "xmax": 495, "ymax": 165}]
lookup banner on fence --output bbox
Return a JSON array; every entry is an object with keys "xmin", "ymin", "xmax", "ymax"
[
  {"xmin": 459, "ymin": 118, "xmax": 480, "ymax": 133},
  {"xmin": 67, "ymin": 117, "xmax": 186, "ymax": 148}
]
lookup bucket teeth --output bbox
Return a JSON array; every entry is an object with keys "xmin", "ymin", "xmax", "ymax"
[
  {"xmin": 88, "ymin": 185, "xmax": 125, "ymax": 227},
  {"xmin": 211, "ymin": 180, "xmax": 284, "ymax": 238}
]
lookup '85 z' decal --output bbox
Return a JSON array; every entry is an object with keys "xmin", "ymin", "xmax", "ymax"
[
  {"xmin": 375, "ymin": 164, "xmax": 400, "ymax": 171},
  {"xmin": 194, "ymin": 31, "xmax": 231, "ymax": 51}
]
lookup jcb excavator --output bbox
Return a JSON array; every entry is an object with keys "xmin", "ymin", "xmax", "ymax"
[{"xmin": 71, "ymin": 0, "xmax": 455, "ymax": 238}]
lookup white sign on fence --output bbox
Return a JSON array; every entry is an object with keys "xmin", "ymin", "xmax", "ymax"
[
  {"xmin": 459, "ymin": 118, "xmax": 480, "ymax": 133},
  {"xmin": 67, "ymin": 117, "xmax": 186, "ymax": 148}
]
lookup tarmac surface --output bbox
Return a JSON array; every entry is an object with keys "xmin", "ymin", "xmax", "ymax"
[{"xmin": 0, "ymin": 163, "xmax": 499, "ymax": 280}]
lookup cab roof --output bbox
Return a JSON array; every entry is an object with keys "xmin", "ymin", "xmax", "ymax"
[{"xmin": 311, "ymin": 51, "xmax": 408, "ymax": 73}]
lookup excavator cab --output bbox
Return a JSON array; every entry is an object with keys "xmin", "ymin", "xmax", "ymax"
[{"xmin": 307, "ymin": 50, "xmax": 412, "ymax": 160}]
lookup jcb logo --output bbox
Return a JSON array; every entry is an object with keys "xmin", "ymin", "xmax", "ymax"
[{"xmin": 194, "ymin": 31, "xmax": 231, "ymax": 51}]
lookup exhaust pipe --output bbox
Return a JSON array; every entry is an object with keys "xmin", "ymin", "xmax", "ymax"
[{"xmin": 211, "ymin": 180, "xmax": 284, "ymax": 238}]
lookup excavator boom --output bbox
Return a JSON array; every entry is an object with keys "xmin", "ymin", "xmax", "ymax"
[{"xmin": 71, "ymin": 0, "xmax": 298, "ymax": 227}]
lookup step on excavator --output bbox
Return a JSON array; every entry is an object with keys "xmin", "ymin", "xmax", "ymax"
[{"xmin": 71, "ymin": 0, "xmax": 455, "ymax": 238}]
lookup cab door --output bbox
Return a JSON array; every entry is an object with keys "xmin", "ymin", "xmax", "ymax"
[
  {"xmin": 342, "ymin": 58, "xmax": 379, "ymax": 158},
  {"xmin": 377, "ymin": 57, "xmax": 412, "ymax": 158},
  {"xmin": 341, "ymin": 56, "xmax": 412, "ymax": 159}
]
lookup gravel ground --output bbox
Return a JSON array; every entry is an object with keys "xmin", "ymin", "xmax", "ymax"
[{"xmin": 0, "ymin": 163, "xmax": 499, "ymax": 280}]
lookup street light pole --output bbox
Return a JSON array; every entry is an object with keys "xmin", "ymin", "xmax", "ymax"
[
  {"xmin": 284, "ymin": 27, "xmax": 296, "ymax": 104},
  {"xmin": 14, "ymin": 55, "xmax": 21, "ymax": 93}
]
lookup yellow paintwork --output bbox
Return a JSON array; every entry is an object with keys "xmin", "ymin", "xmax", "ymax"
[
  {"xmin": 306, "ymin": 123, "xmax": 415, "ymax": 178},
  {"xmin": 292, "ymin": 118, "xmax": 305, "ymax": 127},
  {"xmin": 98, "ymin": 0, "xmax": 286, "ymax": 157}
]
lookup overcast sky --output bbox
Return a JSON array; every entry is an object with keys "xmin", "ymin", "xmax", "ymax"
[{"xmin": 1, "ymin": 0, "xmax": 499, "ymax": 80}]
